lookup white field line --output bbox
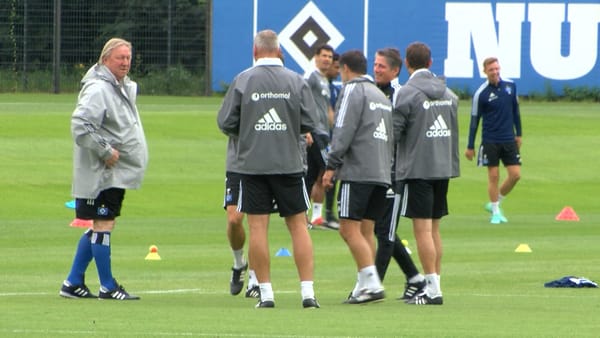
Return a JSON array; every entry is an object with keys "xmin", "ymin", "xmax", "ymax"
[{"xmin": 1, "ymin": 328, "xmax": 362, "ymax": 338}]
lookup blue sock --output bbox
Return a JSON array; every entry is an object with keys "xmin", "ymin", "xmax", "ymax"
[
  {"xmin": 91, "ymin": 231, "xmax": 116, "ymax": 290},
  {"xmin": 66, "ymin": 229, "xmax": 93, "ymax": 285}
]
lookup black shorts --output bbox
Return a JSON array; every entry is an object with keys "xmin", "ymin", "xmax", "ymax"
[
  {"xmin": 478, "ymin": 142, "xmax": 521, "ymax": 167},
  {"xmin": 75, "ymin": 188, "xmax": 125, "ymax": 220},
  {"xmin": 337, "ymin": 181, "xmax": 388, "ymax": 221},
  {"xmin": 400, "ymin": 179, "xmax": 448, "ymax": 219},
  {"xmin": 305, "ymin": 133, "xmax": 329, "ymax": 189},
  {"xmin": 223, "ymin": 171, "xmax": 242, "ymax": 209},
  {"xmin": 239, "ymin": 174, "xmax": 309, "ymax": 217}
]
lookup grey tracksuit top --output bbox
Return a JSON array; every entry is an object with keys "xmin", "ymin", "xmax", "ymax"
[
  {"xmin": 71, "ymin": 64, "xmax": 149, "ymax": 199},
  {"xmin": 327, "ymin": 75, "xmax": 393, "ymax": 186},
  {"xmin": 393, "ymin": 69, "xmax": 460, "ymax": 180},
  {"xmin": 217, "ymin": 58, "xmax": 318, "ymax": 175}
]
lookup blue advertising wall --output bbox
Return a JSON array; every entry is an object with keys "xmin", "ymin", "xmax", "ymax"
[{"xmin": 212, "ymin": 0, "xmax": 600, "ymax": 95}]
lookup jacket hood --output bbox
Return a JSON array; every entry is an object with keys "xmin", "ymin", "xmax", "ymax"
[
  {"xmin": 81, "ymin": 63, "xmax": 122, "ymax": 86},
  {"xmin": 407, "ymin": 69, "xmax": 447, "ymax": 100}
]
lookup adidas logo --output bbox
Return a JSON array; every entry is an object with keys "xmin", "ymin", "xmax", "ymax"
[
  {"xmin": 488, "ymin": 92, "xmax": 498, "ymax": 102},
  {"xmin": 373, "ymin": 118, "xmax": 388, "ymax": 141},
  {"xmin": 254, "ymin": 108, "xmax": 287, "ymax": 131},
  {"xmin": 426, "ymin": 115, "xmax": 451, "ymax": 138}
]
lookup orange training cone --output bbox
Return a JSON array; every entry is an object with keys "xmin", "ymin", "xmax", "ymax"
[
  {"xmin": 70, "ymin": 218, "xmax": 93, "ymax": 228},
  {"xmin": 555, "ymin": 206, "xmax": 580, "ymax": 221},
  {"xmin": 145, "ymin": 245, "xmax": 161, "ymax": 260}
]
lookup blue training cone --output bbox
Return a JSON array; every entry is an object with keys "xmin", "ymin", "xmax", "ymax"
[
  {"xmin": 65, "ymin": 200, "xmax": 76, "ymax": 209},
  {"xmin": 275, "ymin": 247, "xmax": 291, "ymax": 257}
]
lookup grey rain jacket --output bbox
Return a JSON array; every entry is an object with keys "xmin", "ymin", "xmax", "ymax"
[
  {"xmin": 71, "ymin": 64, "xmax": 149, "ymax": 198},
  {"xmin": 393, "ymin": 69, "xmax": 460, "ymax": 180},
  {"xmin": 327, "ymin": 76, "xmax": 393, "ymax": 185},
  {"xmin": 217, "ymin": 58, "xmax": 318, "ymax": 175}
]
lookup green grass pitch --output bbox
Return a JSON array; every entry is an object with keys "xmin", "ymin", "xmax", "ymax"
[{"xmin": 0, "ymin": 93, "xmax": 599, "ymax": 337}]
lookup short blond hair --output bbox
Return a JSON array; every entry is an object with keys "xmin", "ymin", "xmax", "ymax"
[
  {"xmin": 98, "ymin": 38, "xmax": 132, "ymax": 64},
  {"xmin": 483, "ymin": 57, "xmax": 498, "ymax": 70}
]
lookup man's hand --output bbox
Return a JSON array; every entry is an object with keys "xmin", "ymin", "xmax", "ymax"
[
  {"xmin": 464, "ymin": 148, "xmax": 475, "ymax": 161},
  {"xmin": 515, "ymin": 136, "xmax": 522, "ymax": 149},
  {"xmin": 105, "ymin": 148, "xmax": 120, "ymax": 167},
  {"xmin": 322, "ymin": 169, "xmax": 335, "ymax": 190}
]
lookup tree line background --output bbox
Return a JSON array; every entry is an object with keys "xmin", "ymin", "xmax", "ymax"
[{"xmin": 0, "ymin": 0, "xmax": 209, "ymax": 95}]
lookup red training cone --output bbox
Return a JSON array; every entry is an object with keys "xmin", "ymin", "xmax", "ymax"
[
  {"xmin": 70, "ymin": 218, "xmax": 93, "ymax": 228},
  {"xmin": 555, "ymin": 206, "xmax": 580, "ymax": 221}
]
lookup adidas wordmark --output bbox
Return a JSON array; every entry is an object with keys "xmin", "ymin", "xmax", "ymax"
[
  {"xmin": 426, "ymin": 115, "xmax": 451, "ymax": 138},
  {"xmin": 254, "ymin": 108, "xmax": 288, "ymax": 131},
  {"xmin": 373, "ymin": 118, "xmax": 388, "ymax": 141}
]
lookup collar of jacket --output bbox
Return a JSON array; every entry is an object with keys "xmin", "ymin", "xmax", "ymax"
[{"xmin": 255, "ymin": 57, "xmax": 283, "ymax": 67}]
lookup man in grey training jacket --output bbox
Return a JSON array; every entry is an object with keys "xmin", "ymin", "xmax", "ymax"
[
  {"xmin": 217, "ymin": 29, "xmax": 320, "ymax": 309},
  {"xmin": 322, "ymin": 50, "xmax": 394, "ymax": 304},
  {"xmin": 393, "ymin": 42, "xmax": 460, "ymax": 305}
]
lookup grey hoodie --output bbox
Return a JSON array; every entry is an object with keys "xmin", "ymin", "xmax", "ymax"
[
  {"xmin": 393, "ymin": 69, "xmax": 459, "ymax": 180},
  {"xmin": 71, "ymin": 64, "xmax": 149, "ymax": 198}
]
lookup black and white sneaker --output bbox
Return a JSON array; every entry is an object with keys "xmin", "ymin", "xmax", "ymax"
[
  {"xmin": 255, "ymin": 299, "xmax": 275, "ymax": 308},
  {"xmin": 98, "ymin": 280, "xmax": 140, "ymax": 300},
  {"xmin": 406, "ymin": 292, "xmax": 443, "ymax": 305},
  {"xmin": 400, "ymin": 280, "xmax": 426, "ymax": 300},
  {"xmin": 346, "ymin": 288, "xmax": 385, "ymax": 304},
  {"xmin": 230, "ymin": 263, "xmax": 248, "ymax": 295},
  {"xmin": 59, "ymin": 280, "xmax": 96, "ymax": 299},
  {"xmin": 302, "ymin": 298, "xmax": 320, "ymax": 308},
  {"xmin": 324, "ymin": 218, "xmax": 340, "ymax": 230},
  {"xmin": 245, "ymin": 285, "xmax": 260, "ymax": 298}
]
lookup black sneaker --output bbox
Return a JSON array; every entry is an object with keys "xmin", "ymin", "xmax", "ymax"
[
  {"xmin": 230, "ymin": 263, "xmax": 248, "ymax": 295},
  {"xmin": 59, "ymin": 280, "xmax": 96, "ymax": 299},
  {"xmin": 406, "ymin": 293, "xmax": 443, "ymax": 305},
  {"xmin": 342, "ymin": 291, "xmax": 353, "ymax": 304},
  {"xmin": 245, "ymin": 285, "xmax": 260, "ymax": 298},
  {"xmin": 324, "ymin": 217, "xmax": 340, "ymax": 230},
  {"xmin": 347, "ymin": 288, "xmax": 385, "ymax": 304},
  {"xmin": 255, "ymin": 300, "xmax": 275, "ymax": 308},
  {"xmin": 98, "ymin": 280, "xmax": 140, "ymax": 300},
  {"xmin": 302, "ymin": 298, "xmax": 320, "ymax": 308},
  {"xmin": 400, "ymin": 280, "xmax": 426, "ymax": 300}
]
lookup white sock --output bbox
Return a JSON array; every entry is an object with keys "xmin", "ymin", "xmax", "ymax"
[
  {"xmin": 248, "ymin": 269, "xmax": 258, "ymax": 288},
  {"xmin": 300, "ymin": 281, "xmax": 314, "ymax": 300},
  {"xmin": 311, "ymin": 203, "xmax": 323, "ymax": 221},
  {"xmin": 232, "ymin": 249, "xmax": 245, "ymax": 269},
  {"xmin": 498, "ymin": 194, "xmax": 505, "ymax": 203},
  {"xmin": 491, "ymin": 201, "xmax": 500, "ymax": 214},
  {"xmin": 359, "ymin": 265, "xmax": 383, "ymax": 291},
  {"xmin": 408, "ymin": 273, "xmax": 425, "ymax": 284},
  {"xmin": 425, "ymin": 273, "xmax": 441, "ymax": 298},
  {"xmin": 259, "ymin": 282, "xmax": 274, "ymax": 302}
]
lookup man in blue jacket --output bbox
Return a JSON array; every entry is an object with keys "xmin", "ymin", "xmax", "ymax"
[{"xmin": 465, "ymin": 57, "xmax": 522, "ymax": 224}]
